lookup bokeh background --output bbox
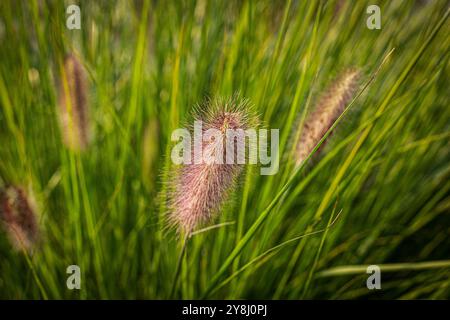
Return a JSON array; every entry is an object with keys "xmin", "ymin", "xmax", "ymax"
[{"xmin": 0, "ymin": 0, "xmax": 449, "ymax": 299}]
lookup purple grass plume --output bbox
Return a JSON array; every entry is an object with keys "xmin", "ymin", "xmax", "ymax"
[
  {"xmin": 58, "ymin": 53, "xmax": 90, "ymax": 151},
  {"xmin": 0, "ymin": 186, "xmax": 40, "ymax": 251},
  {"xmin": 295, "ymin": 68, "xmax": 360, "ymax": 166},
  {"xmin": 168, "ymin": 97, "xmax": 258, "ymax": 234}
]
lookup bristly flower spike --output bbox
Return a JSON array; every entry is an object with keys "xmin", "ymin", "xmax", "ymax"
[
  {"xmin": 295, "ymin": 69, "xmax": 360, "ymax": 166},
  {"xmin": 168, "ymin": 97, "xmax": 258, "ymax": 235},
  {"xmin": 58, "ymin": 53, "xmax": 90, "ymax": 151},
  {"xmin": 0, "ymin": 186, "xmax": 40, "ymax": 252}
]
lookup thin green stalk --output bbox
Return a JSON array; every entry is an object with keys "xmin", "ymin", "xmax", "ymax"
[
  {"xmin": 317, "ymin": 260, "xmax": 450, "ymax": 277},
  {"xmin": 208, "ymin": 209, "xmax": 342, "ymax": 297},
  {"xmin": 169, "ymin": 233, "xmax": 189, "ymax": 299},
  {"xmin": 301, "ymin": 202, "xmax": 339, "ymax": 297}
]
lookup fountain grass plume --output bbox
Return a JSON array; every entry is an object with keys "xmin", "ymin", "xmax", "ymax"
[
  {"xmin": 58, "ymin": 53, "xmax": 90, "ymax": 151},
  {"xmin": 295, "ymin": 68, "xmax": 360, "ymax": 166},
  {"xmin": 0, "ymin": 186, "xmax": 40, "ymax": 252},
  {"xmin": 167, "ymin": 96, "xmax": 258, "ymax": 235}
]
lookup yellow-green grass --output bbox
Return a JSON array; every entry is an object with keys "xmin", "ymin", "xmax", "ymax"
[{"xmin": 0, "ymin": 0, "xmax": 449, "ymax": 299}]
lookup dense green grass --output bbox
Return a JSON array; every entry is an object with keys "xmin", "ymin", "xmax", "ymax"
[{"xmin": 0, "ymin": 0, "xmax": 449, "ymax": 299}]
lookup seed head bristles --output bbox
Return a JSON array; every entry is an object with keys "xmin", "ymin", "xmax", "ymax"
[
  {"xmin": 0, "ymin": 186, "xmax": 40, "ymax": 252},
  {"xmin": 295, "ymin": 68, "xmax": 360, "ymax": 166},
  {"xmin": 58, "ymin": 53, "xmax": 90, "ymax": 151},
  {"xmin": 168, "ymin": 96, "xmax": 258, "ymax": 234}
]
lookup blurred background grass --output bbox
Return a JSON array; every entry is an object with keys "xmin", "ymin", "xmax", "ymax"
[{"xmin": 0, "ymin": 0, "xmax": 449, "ymax": 299}]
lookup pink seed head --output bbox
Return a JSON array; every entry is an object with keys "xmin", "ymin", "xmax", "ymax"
[
  {"xmin": 168, "ymin": 97, "xmax": 257, "ymax": 234},
  {"xmin": 58, "ymin": 53, "xmax": 90, "ymax": 152},
  {"xmin": 0, "ymin": 186, "xmax": 40, "ymax": 251},
  {"xmin": 295, "ymin": 68, "xmax": 360, "ymax": 165}
]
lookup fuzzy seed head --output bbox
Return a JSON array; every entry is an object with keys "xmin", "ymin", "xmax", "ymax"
[
  {"xmin": 168, "ymin": 97, "xmax": 257, "ymax": 234},
  {"xmin": 58, "ymin": 53, "xmax": 90, "ymax": 151},
  {"xmin": 0, "ymin": 186, "xmax": 39, "ymax": 251},
  {"xmin": 295, "ymin": 69, "xmax": 360, "ymax": 165}
]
